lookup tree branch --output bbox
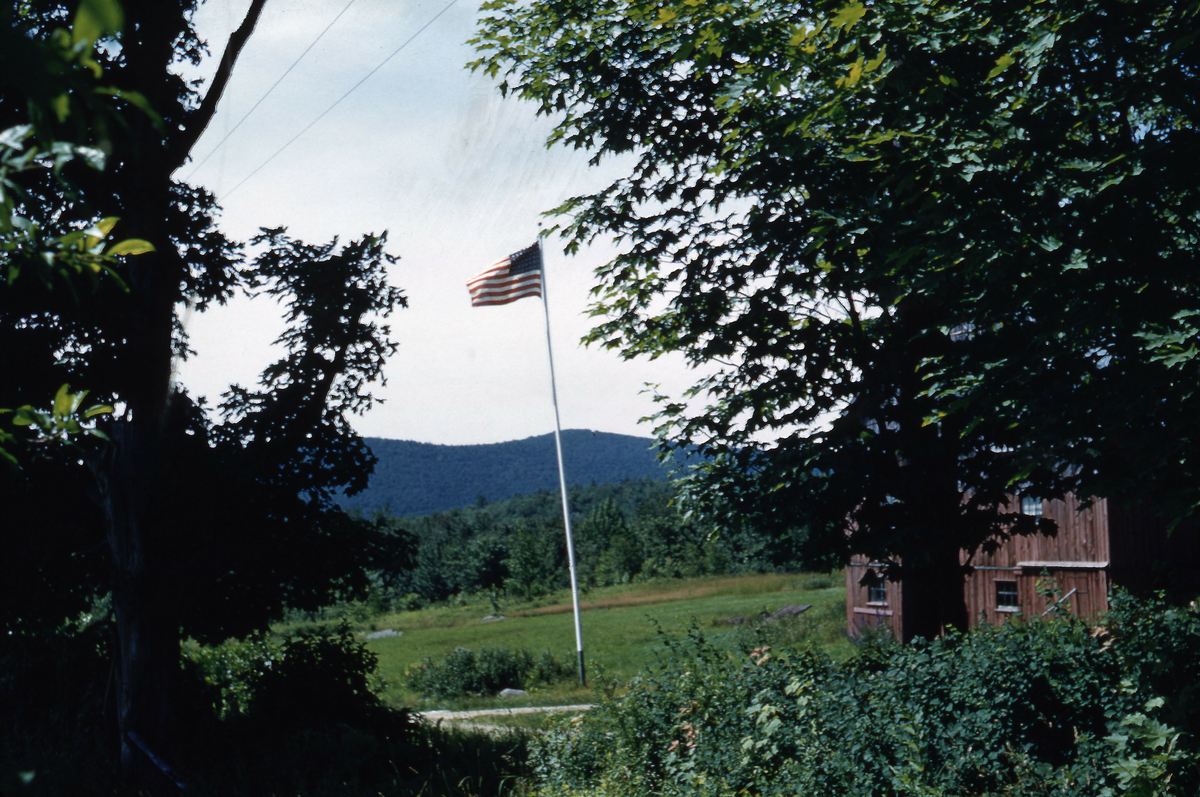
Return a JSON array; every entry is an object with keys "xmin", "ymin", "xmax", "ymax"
[{"xmin": 170, "ymin": 0, "xmax": 270, "ymax": 170}]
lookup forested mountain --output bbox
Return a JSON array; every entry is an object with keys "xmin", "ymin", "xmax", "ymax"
[{"xmin": 339, "ymin": 430, "xmax": 678, "ymax": 516}]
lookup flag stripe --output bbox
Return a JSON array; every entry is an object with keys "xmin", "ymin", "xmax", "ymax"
[
  {"xmin": 467, "ymin": 242, "xmax": 544, "ymax": 307},
  {"xmin": 469, "ymin": 275, "xmax": 542, "ymax": 297},
  {"xmin": 467, "ymin": 271, "xmax": 541, "ymax": 292}
]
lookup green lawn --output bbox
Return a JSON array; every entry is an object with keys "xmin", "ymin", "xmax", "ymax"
[{"xmin": 363, "ymin": 572, "xmax": 850, "ymax": 710}]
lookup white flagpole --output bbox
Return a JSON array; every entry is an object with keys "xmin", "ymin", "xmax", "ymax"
[{"xmin": 537, "ymin": 241, "xmax": 586, "ymax": 687}]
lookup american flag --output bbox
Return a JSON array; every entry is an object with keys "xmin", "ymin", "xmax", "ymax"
[{"xmin": 467, "ymin": 242, "xmax": 543, "ymax": 307}]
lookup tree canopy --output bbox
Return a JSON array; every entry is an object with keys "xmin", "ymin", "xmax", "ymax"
[
  {"xmin": 473, "ymin": 0, "xmax": 1200, "ymax": 631},
  {"xmin": 1, "ymin": 0, "xmax": 406, "ymax": 782}
]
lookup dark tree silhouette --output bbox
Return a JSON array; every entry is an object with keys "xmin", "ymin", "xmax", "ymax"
[{"xmin": 0, "ymin": 1, "xmax": 406, "ymax": 785}]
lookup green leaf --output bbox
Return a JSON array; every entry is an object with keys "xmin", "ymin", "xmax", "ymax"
[
  {"xmin": 0, "ymin": 125, "xmax": 32, "ymax": 150},
  {"xmin": 864, "ymin": 45, "xmax": 887, "ymax": 73},
  {"xmin": 75, "ymin": 146, "xmax": 107, "ymax": 171},
  {"xmin": 52, "ymin": 384, "xmax": 74, "ymax": 416},
  {"xmin": 80, "ymin": 55, "xmax": 103, "ymax": 79},
  {"xmin": 95, "ymin": 89, "xmax": 164, "ymax": 131},
  {"xmin": 52, "ymin": 94, "xmax": 71, "ymax": 123},
  {"xmin": 838, "ymin": 58, "xmax": 865, "ymax": 88},
  {"xmin": 987, "ymin": 53, "xmax": 1015, "ymax": 81},
  {"xmin": 83, "ymin": 404, "xmax": 114, "ymax": 419},
  {"xmin": 106, "ymin": 238, "xmax": 155, "ymax": 256},
  {"xmin": 73, "ymin": 0, "xmax": 124, "ymax": 45},
  {"xmin": 831, "ymin": 3, "xmax": 866, "ymax": 30}
]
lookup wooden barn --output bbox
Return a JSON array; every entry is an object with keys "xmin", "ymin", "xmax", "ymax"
[{"xmin": 846, "ymin": 494, "xmax": 1200, "ymax": 641}]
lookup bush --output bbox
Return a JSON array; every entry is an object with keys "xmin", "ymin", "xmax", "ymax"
[
  {"xmin": 531, "ymin": 595, "xmax": 1200, "ymax": 797},
  {"xmin": 730, "ymin": 599, "xmax": 851, "ymax": 652},
  {"xmin": 184, "ymin": 621, "xmax": 391, "ymax": 730},
  {"xmin": 406, "ymin": 646, "xmax": 574, "ymax": 699},
  {"xmin": 0, "ymin": 624, "xmax": 119, "ymax": 797},
  {"xmin": 185, "ymin": 633, "xmax": 280, "ymax": 720},
  {"xmin": 246, "ymin": 622, "xmax": 390, "ymax": 729}
]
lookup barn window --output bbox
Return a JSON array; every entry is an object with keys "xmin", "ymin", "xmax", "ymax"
[
  {"xmin": 868, "ymin": 583, "xmax": 888, "ymax": 605},
  {"xmin": 995, "ymin": 580, "xmax": 1019, "ymax": 611},
  {"xmin": 1020, "ymin": 494, "xmax": 1043, "ymax": 517}
]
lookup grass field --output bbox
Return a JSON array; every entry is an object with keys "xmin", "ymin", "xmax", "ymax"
[{"xmin": 360, "ymin": 572, "xmax": 850, "ymax": 711}]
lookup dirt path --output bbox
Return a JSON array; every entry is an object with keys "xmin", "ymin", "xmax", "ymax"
[
  {"xmin": 417, "ymin": 704, "xmax": 596, "ymax": 737},
  {"xmin": 418, "ymin": 704, "xmax": 594, "ymax": 722}
]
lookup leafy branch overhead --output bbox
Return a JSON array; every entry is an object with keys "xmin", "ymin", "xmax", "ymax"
[
  {"xmin": 0, "ymin": 1, "xmax": 159, "ymax": 295},
  {"xmin": 0, "ymin": 0, "xmax": 157, "ymax": 468},
  {"xmin": 472, "ymin": 0, "xmax": 1200, "ymax": 585}
]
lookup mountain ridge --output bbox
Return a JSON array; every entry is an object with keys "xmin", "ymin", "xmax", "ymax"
[{"xmin": 340, "ymin": 429, "xmax": 675, "ymax": 517}]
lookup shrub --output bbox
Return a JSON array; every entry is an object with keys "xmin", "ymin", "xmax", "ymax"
[
  {"xmin": 533, "ymin": 625, "xmax": 801, "ymax": 795},
  {"xmin": 185, "ymin": 633, "xmax": 280, "ymax": 720},
  {"xmin": 531, "ymin": 595, "xmax": 1200, "ymax": 797},
  {"xmin": 246, "ymin": 621, "xmax": 389, "ymax": 729},
  {"xmin": 0, "ymin": 624, "xmax": 118, "ymax": 797},
  {"xmin": 731, "ymin": 599, "xmax": 850, "ymax": 652},
  {"xmin": 184, "ymin": 621, "xmax": 391, "ymax": 730},
  {"xmin": 406, "ymin": 646, "xmax": 574, "ymax": 699}
]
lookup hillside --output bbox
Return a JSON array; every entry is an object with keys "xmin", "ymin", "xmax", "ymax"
[{"xmin": 340, "ymin": 430, "xmax": 677, "ymax": 516}]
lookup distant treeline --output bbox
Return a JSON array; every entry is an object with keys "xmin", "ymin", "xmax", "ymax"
[
  {"xmin": 338, "ymin": 430, "xmax": 683, "ymax": 517},
  {"xmin": 355, "ymin": 477, "xmax": 816, "ymax": 608}
]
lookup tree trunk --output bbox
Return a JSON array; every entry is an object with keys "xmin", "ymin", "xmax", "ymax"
[
  {"xmin": 900, "ymin": 542, "xmax": 969, "ymax": 642},
  {"xmin": 90, "ymin": 420, "xmax": 179, "ymax": 789}
]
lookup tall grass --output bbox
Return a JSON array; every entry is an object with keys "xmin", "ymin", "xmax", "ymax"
[{"xmin": 363, "ymin": 572, "xmax": 849, "ymax": 709}]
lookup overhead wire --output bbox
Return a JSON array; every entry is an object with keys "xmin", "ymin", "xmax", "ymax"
[
  {"xmin": 217, "ymin": 0, "xmax": 460, "ymax": 201},
  {"xmin": 185, "ymin": 0, "xmax": 361, "ymax": 181}
]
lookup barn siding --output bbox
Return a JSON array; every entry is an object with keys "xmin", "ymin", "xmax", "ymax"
[
  {"xmin": 969, "ymin": 496, "xmax": 1109, "ymax": 569},
  {"xmin": 848, "ymin": 493, "xmax": 1154, "ymax": 638},
  {"xmin": 846, "ymin": 557, "xmax": 902, "ymax": 638}
]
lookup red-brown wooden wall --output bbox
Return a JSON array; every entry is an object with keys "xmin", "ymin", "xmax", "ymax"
[{"xmin": 845, "ymin": 494, "xmax": 1200, "ymax": 640}]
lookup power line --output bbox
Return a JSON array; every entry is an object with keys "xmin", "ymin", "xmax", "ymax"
[
  {"xmin": 218, "ymin": 0, "xmax": 459, "ymax": 201},
  {"xmin": 185, "ymin": 0, "xmax": 360, "ymax": 181}
]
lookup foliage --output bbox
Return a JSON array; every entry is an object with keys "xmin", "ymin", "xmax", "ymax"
[
  {"xmin": 0, "ymin": 0, "xmax": 157, "ymax": 294},
  {"xmin": 472, "ymin": 0, "xmax": 1200, "ymax": 630},
  {"xmin": 530, "ymin": 594, "xmax": 1200, "ymax": 797},
  {"xmin": 367, "ymin": 478, "xmax": 814, "ymax": 608},
  {"xmin": 2, "ymin": 381, "xmax": 111, "ymax": 445},
  {"xmin": 363, "ymin": 572, "xmax": 847, "ymax": 710},
  {"xmin": 731, "ymin": 598, "xmax": 850, "ymax": 653},
  {"xmin": 1, "ymin": 0, "xmax": 407, "ymax": 782},
  {"xmin": 504, "ymin": 517, "xmax": 568, "ymax": 600},
  {"xmin": 240, "ymin": 623, "xmax": 392, "ymax": 730},
  {"xmin": 405, "ymin": 645, "xmax": 575, "ymax": 699},
  {"xmin": 0, "ymin": 0, "xmax": 157, "ymax": 468},
  {"xmin": 3, "ymin": 621, "xmax": 529, "ymax": 796},
  {"xmin": 184, "ymin": 634, "xmax": 280, "ymax": 721},
  {"xmin": 0, "ymin": 624, "xmax": 118, "ymax": 796}
]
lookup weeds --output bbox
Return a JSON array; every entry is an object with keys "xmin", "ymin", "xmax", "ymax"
[
  {"xmin": 528, "ymin": 592, "xmax": 1200, "ymax": 797},
  {"xmin": 406, "ymin": 646, "xmax": 575, "ymax": 700}
]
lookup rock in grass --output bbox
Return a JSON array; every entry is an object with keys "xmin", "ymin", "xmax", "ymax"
[
  {"xmin": 366, "ymin": 629, "xmax": 401, "ymax": 639},
  {"xmin": 498, "ymin": 688, "xmax": 527, "ymax": 698},
  {"xmin": 481, "ymin": 615, "xmax": 506, "ymax": 623},
  {"xmin": 766, "ymin": 605, "xmax": 812, "ymax": 622}
]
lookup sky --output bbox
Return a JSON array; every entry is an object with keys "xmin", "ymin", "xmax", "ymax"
[{"xmin": 174, "ymin": 0, "xmax": 698, "ymax": 446}]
